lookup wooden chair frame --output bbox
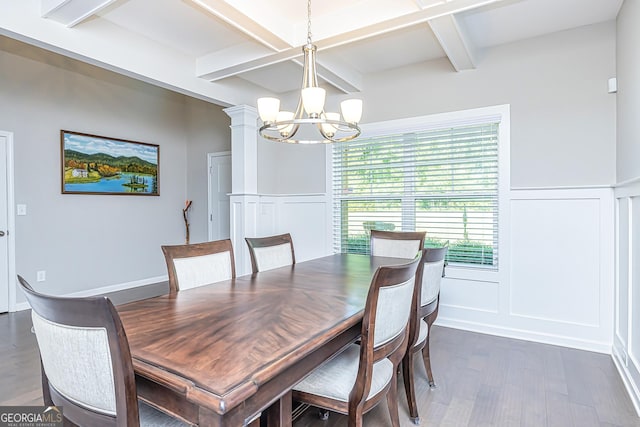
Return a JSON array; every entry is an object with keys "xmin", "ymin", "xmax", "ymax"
[
  {"xmin": 18, "ymin": 275, "xmax": 141, "ymax": 427},
  {"xmin": 162, "ymin": 239, "xmax": 236, "ymax": 293},
  {"xmin": 245, "ymin": 233, "xmax": 296, "ymax": 274},
  {"xmin": 293, "ymin": 254, "xmax": 423, "ymax": 427},
  {"xmin": 402, "ymin": 245, "xmax": 449, "ymax": 424}
]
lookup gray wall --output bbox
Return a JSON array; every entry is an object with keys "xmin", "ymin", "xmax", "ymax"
[
  {"xmin": 616, "ymin": 0, "xmax": 640, "ymax": 183},
  {"xmin": 185, "ymin": 98, "xmax": 231, "ymax": 243},
  {"xmin": 257, "ymin": 142, "xmax": 326, "ymax": 194},
  {"xmin": 258, "ymin": 21, "xmax": 616, "ymax": 192},
  {"xmin": 0, "ymin": 37, "xmax": 228, "ymax": 302}
]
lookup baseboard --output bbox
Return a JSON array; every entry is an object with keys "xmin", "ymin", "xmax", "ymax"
[
  {"xmin": 613, "ymin": 346, "xmax": 640, "ymax": 416},
  {"xmin": 436, "ymin": 316, "xmax": 612, "ymax": 354},
  {"xmin": 13, "ymin": 275, "xmax": 168, "ymax": 312},
  {"xmin": 13, "ymin": 301, "xmax": 30, "ymax": 312}
]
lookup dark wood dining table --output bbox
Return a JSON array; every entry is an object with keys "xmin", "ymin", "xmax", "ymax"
[{"xmin": 117, "ymin": 253, "xmax": 402, "ymax": 427}]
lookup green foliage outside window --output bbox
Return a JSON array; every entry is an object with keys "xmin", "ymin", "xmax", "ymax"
[{"xmin": 342, "ymin": 234, "xmax": 494, "ymax": 265}]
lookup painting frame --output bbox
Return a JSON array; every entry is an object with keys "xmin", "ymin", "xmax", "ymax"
[{"xmin": 61, "ymin": 130, "xmax": 160, "ymax": 196}]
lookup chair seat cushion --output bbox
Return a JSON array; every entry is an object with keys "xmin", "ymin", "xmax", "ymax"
[
  {"xmin": 293, "ymin": 343, "xmax": 393, "ymax": 402},
  {"xmin": 413, "ymin": 319, "xmax": 429, "ymax": 348},
  {"xmin": 139, "ymin": 401, "xmax": 191, "ymax": 426}
]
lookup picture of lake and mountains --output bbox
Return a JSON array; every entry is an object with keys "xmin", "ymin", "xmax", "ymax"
[{"xmin": 62, "ymin": 131, "xmax": 159, "ymax": 195}]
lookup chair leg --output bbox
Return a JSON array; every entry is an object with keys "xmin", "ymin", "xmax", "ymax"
[
  {"xmin": 385, "ymin": 370, "xmax": 401, "ymax": 427},
  {"xmin": 347, "ymin": 407, "xmax": 364, "ymax": 427},
  {"xmin": 402, "ymin": 352, "xmax": 420, "ymax": 424},
  {"xmin": 422, "ymin": 311, "xmax": 438, "ymax": 389}
]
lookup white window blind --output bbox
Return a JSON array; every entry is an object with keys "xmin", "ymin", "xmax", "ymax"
[{"xmin": 332, "ymin": 122, "xmax": 500, "ymax": 268}]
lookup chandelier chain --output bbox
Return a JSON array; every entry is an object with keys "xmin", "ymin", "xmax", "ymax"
[{"xmin": 307, "ymin": 0, "xmax": 312, "ymax": 45}]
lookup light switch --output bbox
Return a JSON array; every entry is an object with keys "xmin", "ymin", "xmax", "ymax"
[{"xmin": 17, "ymin": 204, "xmax": 27, "ymax": 216}]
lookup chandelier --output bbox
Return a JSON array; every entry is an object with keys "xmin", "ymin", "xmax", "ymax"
[{"xmin": 257, "ymin": 0, "xmax": 362, "ymax": 144}]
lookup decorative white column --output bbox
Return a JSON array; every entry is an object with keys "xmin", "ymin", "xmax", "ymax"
[{"xmin": 224, "ymin": 105, "xmax": 259, "ymax": 276}]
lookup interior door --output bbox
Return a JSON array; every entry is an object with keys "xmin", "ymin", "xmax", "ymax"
[
  {"xmin": 0, "ymin": 134, "xmax": 10, "ymax": 313},
  {"xmin": 208, "ymin": 153, "xmax": 231, "ymax": 241}
]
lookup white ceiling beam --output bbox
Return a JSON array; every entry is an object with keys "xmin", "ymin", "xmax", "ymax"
[
  {"xmin": 41, "ymin": 0, "xmax": 117, "ymax": 28},
  {"xmin": 197, "ymin": 48, "xmax": 301, "ymax": 82},
  {"xmin": 196, "ymin": 42, "xmax": 274, "ymax": 80},
  {"xmin": 198, "ymin": 45, "xmax": 362, "ymax": 94},
  {"xmin": 195, "ymin": 0, "xmax": 501, "ymax": 89},
  {"xmin": 190, "ymin": 0, "xmax": 291, "ymax": 51},
  {"xmin": 313, "ymin": 57, "xmax": 363, "ymax": 93},
  {"xmin": 428, "ymin": 14, "xmax": 476, "ymax": 71}
]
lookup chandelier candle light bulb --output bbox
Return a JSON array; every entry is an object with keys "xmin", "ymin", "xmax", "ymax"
[
  {"xmin": 257, "ymin": 97, "xmax": 280, "ymax": 123},
  {"xmin": 256, "ymin": 0, "xmax": 362, "ymax": 144}
]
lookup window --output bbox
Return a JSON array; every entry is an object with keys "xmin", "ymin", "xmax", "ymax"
[{"xmin": 332, "ymin": 107, "xmax": 508, "ymax": 268}]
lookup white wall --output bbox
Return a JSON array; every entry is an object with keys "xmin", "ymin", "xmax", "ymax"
[
  {"xmin": 0, "ymin": 36, "xmax": 227, "ymax": 306},
  {"xmin": 613, "ymin": 0, "xmax": 640, "ymax": 414}
]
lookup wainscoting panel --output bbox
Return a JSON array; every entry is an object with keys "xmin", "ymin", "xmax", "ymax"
[
  {"xmin": 278, "ymin": 200, "xmax": 330, "ymax": 262},
  {"xmin": 617, "ymin": 198, "xmax": 630, "ymax": 348},
  {"xmin": 230, "ymin": 195, "xmax": 260, "ymax": 276},
  {"xmin": 438, "ymin": 188, "xmax": 614, "ymax": 354},
  {"xmin": 510, "ymin": 198, "xmax": 601, "ymax": 327},
  {"xmin": 439, "ymin": 277, "xmax": 499, "ymax": 314},
  {"xmin": 253, "ymin": 194, "xmax": 332, "ymax": 263},
  {"xmin": 614, "ymin": 180, "xmax": 640, "ymax": 415},
  {"xmin": 630, "ymin": 196, "xmax": 640, "ymax": 389}
]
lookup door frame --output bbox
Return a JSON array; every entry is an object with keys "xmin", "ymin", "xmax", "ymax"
[
  {"xmin": 207, "ymin": 151, "xmax": 231, "ymax": 242},
  {"xmin": 1, "ymin": 131, "xmax": 16, "ymax": 312}
]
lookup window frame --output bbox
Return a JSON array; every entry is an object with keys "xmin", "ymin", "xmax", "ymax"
[{"xmin": 327, "ymin": 104, "xmax": 511, "ymax": 279}]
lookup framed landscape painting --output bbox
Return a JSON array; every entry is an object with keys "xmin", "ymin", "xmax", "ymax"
[{"xmin": 61, "ymin": 130, "xmax": 159, "ymax": 195}]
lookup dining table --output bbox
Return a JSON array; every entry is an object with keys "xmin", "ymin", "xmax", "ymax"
[{"xmin": 117, "ymin": 253, "xmax": 404, "ymax": 427}]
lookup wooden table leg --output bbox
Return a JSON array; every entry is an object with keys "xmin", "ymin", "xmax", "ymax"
[{"xmin": 266, "ymin": 391, "xmax": 292, "ymax": 427}]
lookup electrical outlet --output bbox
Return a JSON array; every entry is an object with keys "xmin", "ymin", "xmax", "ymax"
[{"xmin": 36, "ymin": 271, "xmax": 46, "ymax": 282}]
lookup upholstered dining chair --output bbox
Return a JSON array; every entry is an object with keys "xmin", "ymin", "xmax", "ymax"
[
  {"xmin": 402, "ymin": 244, "xmax": 448, "ymax": 424},
  {"xmin": 245, "ymin": 233, "xmax": 295, "ymax": 274},
  {"xmin": 162, "ymin": 239, "xmax": 236, "ymax": 293},
  {"xmin": 292, "ymin": 252, "xmax": 423, "ymax": 427},
  {"xmin": 370, "ymin": 230, "xmax": 426, "ymax": 259},
  {"xmin": 18, "ymin": 275, "xmax": 189, "ymax": 427}
]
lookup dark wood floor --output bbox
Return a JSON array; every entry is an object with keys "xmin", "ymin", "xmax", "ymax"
[{"xmin": 1, "ymin": 284, "xmax": 638, "ymax": 426}]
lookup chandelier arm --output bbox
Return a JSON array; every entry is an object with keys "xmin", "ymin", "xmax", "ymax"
[{"xmin": 259, "ymin": 118, "xmax": 360, "ymax": 143}]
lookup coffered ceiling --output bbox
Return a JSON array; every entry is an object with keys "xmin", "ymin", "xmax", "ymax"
[{"xmin": 0, "ymin": 0, "xmax": 623, "ymax": 107}]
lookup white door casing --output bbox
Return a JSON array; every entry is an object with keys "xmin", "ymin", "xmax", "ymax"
[
  {"xmin": 0, "ymin": 131, "xmax": 15, "ymax": 313},
  {"xmin": 208, "ymin": 152, "xmax": 232, "ymax": 241}
]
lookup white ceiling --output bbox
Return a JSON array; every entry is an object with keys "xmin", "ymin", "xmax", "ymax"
[{"xmin": 0, "ymin": 0, "xmax": 623, "ymax": 107}]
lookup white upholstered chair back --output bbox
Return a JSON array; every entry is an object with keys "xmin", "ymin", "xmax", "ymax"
[
  {"xmin": 253, "ymin": 243, "xmax": 293, "ymax": 272},
  {"xmin": 373, "ymin": 276, "xmax": 417, "ymax": 347},
  {"xmin": 245, "ymin": 233, "xmax": 296, "ymax": 274},
  {"xmin": 31, "ymin": 311, "xmax": 117, "ymax": 415},
  {"xmin": 371, "ymin": 238, "xmax": 422, "ymax": 259},
  {"xmin": 421, "ymin": 259, "xmax": 445, "ymax": 306},
  {"xmin": 162, "ymin": 239, "xmax": 236, "ymax": 293},
  {"xmin": 370, "ymin": 230, "xmax": 426, "ymax": 260},
  {"xmin": 172, "ymin": 251, "xmax": 233, "ymax": 290}
]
